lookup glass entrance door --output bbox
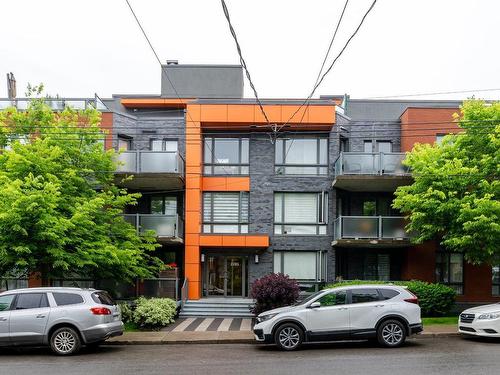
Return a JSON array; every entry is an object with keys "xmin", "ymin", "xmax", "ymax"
[{"xmin": 205, "ymin": 256, "xmax": 247, "ymax": 297}]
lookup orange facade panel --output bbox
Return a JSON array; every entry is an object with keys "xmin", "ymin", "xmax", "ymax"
[
  {"xmin": 202, "ymin": 177, "xmax": 250, "ymax": 191},
  {"xmin": 199, "ymin": 235, "xmax": 269, "ymax": 248}
]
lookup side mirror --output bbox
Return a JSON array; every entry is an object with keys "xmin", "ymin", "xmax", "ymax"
[{"xmin": 308, "ymin": 301, "xmax": 321, "ymax": 309}]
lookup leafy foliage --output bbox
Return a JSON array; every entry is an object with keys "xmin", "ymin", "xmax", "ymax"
[
  {"xmin": 0, "ymin": 90, "xmax": 163, "ymax": 283},
  {"xmin": 393, "ymin": 100, "xmax": 500, "ymax": 265},
  {"xmin": 118, "ymin": 301, "xmax": 134, "ymax": 323},
  {"xmin": 132, "ymin": 297, "xmax": 177, "ymax": 330},
  {"xmin": 250, "ymin": 273, "xmax": 300, "ymax": 315},
  {"xmin": 325, "ymin": 280, "xmax": 456, "ymax": 317}
]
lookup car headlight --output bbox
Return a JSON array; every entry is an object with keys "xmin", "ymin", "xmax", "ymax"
[
  {"xmin": 477, "ymin": 312, "xmax": 500, "ymax": 320},
  {"xmin": 256, "ymin": 313, "xmax": 278, "ymax": 323}
]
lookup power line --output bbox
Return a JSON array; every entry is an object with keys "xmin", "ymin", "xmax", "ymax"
[
  {"xmin": 220, "ymin": 0, "xmax": 272, "ymax": 133},
  {"xmin": 362, "ymin": 88, "xmax": 500, "ymax": 99}
]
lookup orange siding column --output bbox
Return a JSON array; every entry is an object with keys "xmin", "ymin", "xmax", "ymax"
[{"xmin": 185, "ymin": 105, "xmax": 202, "ymax": 299}]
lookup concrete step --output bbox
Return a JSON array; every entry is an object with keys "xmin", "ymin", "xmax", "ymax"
[
  {"xmin": 183, "ymin": 303, "xmax": 253, "ymax": 309},
  {"xmin": 179, "ymin": 311, "xmax": 254, "ymax": 318},
  {"xmin": 180, "ymin": 299, "xmax": 255, "ymax": 318}
]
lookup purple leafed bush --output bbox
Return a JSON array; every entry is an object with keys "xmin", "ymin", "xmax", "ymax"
[{"xmin": 250, "ymin": 273, "xmax": 300, "ymax": 315}]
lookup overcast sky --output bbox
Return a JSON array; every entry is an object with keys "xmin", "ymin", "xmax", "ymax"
[{"xmin": 1, "ymin": 0, "xmax": 499, "ymax": 100}]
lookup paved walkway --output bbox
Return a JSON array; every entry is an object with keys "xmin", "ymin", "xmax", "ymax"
[{"xmin": 161, "ymin": 318, "xmax": 253, "ymax": 332}]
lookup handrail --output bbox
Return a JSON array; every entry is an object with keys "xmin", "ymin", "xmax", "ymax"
[
  {"xmin": 334, "ymin": 151, "xmax": 410, "ymax": 177},
  {"xmin": 334, "ymin": 215, "xmax": 409, "ymax": 240},
  {"xmin": 123, "ymin": 213, "xmax": 183, "ymax": 238},
  {"xmin": 180, "ymin": 278, "xmax": 189, "ymax": 307}
]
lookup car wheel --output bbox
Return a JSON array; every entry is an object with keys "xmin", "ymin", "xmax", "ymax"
[
  {"xmin": 50, "ymin": 327, "xmax": 82, "ymax": 355},
  {"xmin": 275, "ymin": 323, "xmax": 304, "ymax": 351},
  {"xmin": 377, "ymin": 319, "xmax": 406, "ymax": 348}
]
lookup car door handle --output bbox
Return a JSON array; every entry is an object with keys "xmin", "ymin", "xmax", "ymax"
[
  {"xmin": 0, "ymin": 317, "xmax": 7, "ymax": 322},
  {"xmin": 375, "ymin": 305, "xmax": 385, "ymax": 308},
  {"xmin": 336, "ymin": 307, "xmax": 348, "ymax": 310},
  {"xmin": 36, "ymin": 314, "xmax": 46, "ymax": 319}
]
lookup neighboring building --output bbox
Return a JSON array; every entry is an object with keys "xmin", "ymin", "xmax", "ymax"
[{"xmin": 1, "ymin": 63, "xmax": 498, "ymax": 306}]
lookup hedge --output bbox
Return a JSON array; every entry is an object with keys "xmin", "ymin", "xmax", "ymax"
[
  {"xmin": 132, "ymin": 297, "xmax": 177, "ymax": 330},
  {"xmin": 325, "ymin": 280, "xmax": 456, "ymax": 317}
]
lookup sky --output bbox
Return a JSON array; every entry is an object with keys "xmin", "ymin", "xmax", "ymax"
[{"xmin": 1, "ymin": 0, "xmax": 500, "ymax": 100}]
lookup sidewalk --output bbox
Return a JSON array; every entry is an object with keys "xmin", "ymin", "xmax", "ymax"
[{"xmin": 107, "ymin": 325, "xmax": 458, "ymax": 345}]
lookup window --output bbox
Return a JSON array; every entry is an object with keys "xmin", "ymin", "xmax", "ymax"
[
  {"xmin": 118, "ymin": 136, "xmax": 132, "ymax": 151},
  {"xmin": 351, "ymin": 288, "xmax": 380, "ymax": 304},
  {"xmin": 362, "ymin": 200, "xmax": 377, "ymax": 216},
  {"xmin": 318, "ymin": 290, "xmax": 346, "ymax": 307},
  {"xmin": 436, "ymin": 134, "xmax": 446, "ymax": 144},
  {"xmin": 492, "ymin": 265, "xmax": 499, "ymax": 296},
  {"xmin": 339, "ymin": 136, "xmax": 349, "ymax": 152},
  {"xmin": 273, "ymin": 251, "xmax": 327, "ymax": 281},
  {"xmin": 379, "ymin": 289, "xmax": 400, "ymax": 300},
  {"xmin": 337, "ymin": 251, "xmax": 395, "ymax": 281},
  {"xmin": 435, "ymin": 252, "xmax": 464, "ymax": 294},
  {"xmin": 363, "ymin": 140, "xmax": 373, "ymax": 153},
  {"xmin": 52, "ymin": 293, "xmax": 84, "ymax": 306},
  {"xmin": 203, "ymin": 192, "xmax": 249, "ymax": 233},
  {"xmin": 274, "ymin": 192, "xmax": 328, "ymax": 235},
  {"xmin": 14, "ymin": 293, "xmax": 48, "ymax": 310},
  {"xmin": 150, "ymin": 139, "xmax": 178, "ymax": 152},
  {"xmin": 275, "ymin": 137, "xmax": 328, "ymax": 175},
  {"xmin": 376, "ymin": 141, "xmax": 392, "ymax": 153},
  {"xmin": 0, "ymin": 295, "xmax": 14, "ymax": 311},
  {"xmin": 204, "ymin": 137, "xmax": 249, "ymax": 175},
  {"xmin": 91, "ymin": 291, "xmax": 115, "ymax": 306},
  {"xmin": 151, "ymin": 196, "xmax": 177, "ymax": 215}
]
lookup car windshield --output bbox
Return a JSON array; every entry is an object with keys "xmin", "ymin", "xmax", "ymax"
[{"xmin": 294, "ymin": 290, "xmax": 325, "ymax": 306}]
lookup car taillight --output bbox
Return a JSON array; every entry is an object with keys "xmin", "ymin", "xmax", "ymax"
[
  {"xmin": 90, "ymin": 307, "xmax": 112, "ymax": 315},
  {"xmin": 404, "ymin": 297, "xmax": 419, "ymax": 305}
]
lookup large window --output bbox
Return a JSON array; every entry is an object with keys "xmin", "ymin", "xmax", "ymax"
[
  {"xmin": 151, "ymin": 196, "xmax": 177, "ymax": 215},
  {"xmin": 275, "ymin": 137, "xmax": 328, "ymax": 175},
  {"xmin": 493, "ymin": 265, "xmax": 499, "ymax": 296},
  {"xmin": 204, "ymin": 137, "xmax": 249, "ymax": 175},
  {"xmin": 203, "ymin": 192, "xmax": 249, "ymax": 233},
  {"xmin": 150, "ymin": 139, "xmax": 178, "ymax": 152},
  {"xmin": 273, "ymin": 251, "xmax": 327, "ymax": 281},
  {"xmin": 274, "ymin": 192, "xmax": 328, "ymax": 235},
  {"xmin": 435, "ymin": 252, "xmax": 464, "ymax": 294}
]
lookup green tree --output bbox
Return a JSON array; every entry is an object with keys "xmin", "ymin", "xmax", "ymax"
[
  {"xmin": 393, "ymin": 100, "xmax": 500, "ymax": 264},
  {"xmin": 0, "ymin": 89, "xmax": 163, "ymax": 285}
]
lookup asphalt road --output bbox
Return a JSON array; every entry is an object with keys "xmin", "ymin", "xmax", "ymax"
[{"xmin": 1, "ymin": 337, "xmax": 500, "ymax": 375}]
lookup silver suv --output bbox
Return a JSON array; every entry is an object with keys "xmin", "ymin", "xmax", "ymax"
[{"xmin": 0, "ymin": 287, "xmax": 123, "ymax": 355}]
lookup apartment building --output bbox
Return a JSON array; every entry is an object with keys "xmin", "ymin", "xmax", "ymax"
[{"xmin": 1, "ymin": 63, "xmax": 498, "ymax": 305}]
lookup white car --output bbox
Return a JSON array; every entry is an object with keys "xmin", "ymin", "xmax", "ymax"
[
  {"xmin": 253, "ymin": 285, "xmax": 422, "ymax": 350},
  {"xmin": 459, "ymin": 303, "xmax": 500, "ymax": 338}
]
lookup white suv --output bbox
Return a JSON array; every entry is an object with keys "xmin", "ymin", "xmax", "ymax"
[{"xmin": 253, "ymin": 285, "xmax": 422, "ymax": 350}]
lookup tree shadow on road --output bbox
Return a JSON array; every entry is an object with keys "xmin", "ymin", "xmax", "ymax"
[
  {"xmin": 256, "ymin": 339, "xmax": 423, "ymax": 352},
  {"xmin": 0, "ymin": 345, "xmax": 124, "ymax": 357}
]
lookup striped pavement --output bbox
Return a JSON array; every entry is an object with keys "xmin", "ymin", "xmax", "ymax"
[{"xmin": 162, "ymin": 317, "xmax": 254, "ymax": 332}]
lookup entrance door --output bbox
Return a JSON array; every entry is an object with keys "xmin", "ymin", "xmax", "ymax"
[{"xmin": 205, "ymin": 256, "xmax": 247, "ymax": 297}]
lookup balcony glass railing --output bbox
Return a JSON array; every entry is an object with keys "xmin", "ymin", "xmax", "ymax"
[
  {"xmin": 333, "ymin": 216, "xmax": 409, "ymax": 240},
  {"xmin": 115, "ymin": 151, "xmax": 184, "ymax": 175},
  {"xmin": 123, "ymin": 214, "xmax": 183, "ymax": 238},
  {"xmin": 334, "ymin": 152, "xmax": 409, "ymax": 177},
  {"xmin": 0, "ymin": 98, "xmax": 108, "ymax": 111}
]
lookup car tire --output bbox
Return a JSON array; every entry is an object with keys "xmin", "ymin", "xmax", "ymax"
[
  {"xmin": 377, "ymin": 319, "xmax": 407, "ymax": 348},
  {"xmin": 50, "ymin": 327, "xmax": 82, "ymax": 356},
  {"xmin": 274, "ymin": 323, "xmax": 304, "ymax": 351}
]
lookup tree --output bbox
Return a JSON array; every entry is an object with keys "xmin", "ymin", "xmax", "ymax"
[
  {"xmin": 393, "ymin": 100, "xmax": 500, "ymax": 265},
  {"xmin": 0, "ymin": 89, "xmax": 163, "ymax": 285}
]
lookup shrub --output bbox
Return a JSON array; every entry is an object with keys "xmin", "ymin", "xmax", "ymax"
[
  {"xmin": 132, "ymin": 297, "xmax": 177, "ymax": 330},
  {"xmin": 250, "ymin": 273, "xmax": 300, "ymax": 315},
  {"xmin": 325, "ymin": 280, "xmax": 456, "ymax": 317},
  {"xmin": 118, "ymin": 301, "xmax": 134, "ymax": 323}
]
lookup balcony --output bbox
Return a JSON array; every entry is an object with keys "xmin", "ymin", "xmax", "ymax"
[
  {"xmin": 333, "ymin": 152, "xmax": 411, "ymax": 192},
  {"xmin": 124, "ymin": 214, "xmax": 184, "ymax": 244},
  {"xmin": 0, "ymin": 98, "xmax": 108, "ymax": 111},
  {"xmin": 115, "ymin": 151, "xmax": 184, "ymax": 190},
  {"xmin": 333, "ymin": 216, "xmax": 411, "ymax": 247}
]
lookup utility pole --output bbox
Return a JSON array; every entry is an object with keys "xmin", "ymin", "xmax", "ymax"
[{"xmin": 7, "ymin": 72, "xmax": 16, "ymax": 101}]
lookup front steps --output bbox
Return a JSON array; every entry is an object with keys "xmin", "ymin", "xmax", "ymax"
[{"xmin": 179, "ymin": 298, "xmax": 255, "ymax": 318}]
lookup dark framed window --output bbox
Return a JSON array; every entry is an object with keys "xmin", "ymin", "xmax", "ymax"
[
  {"xmin": 203, "ymin": 192, "xmax": 249, "ymax": 234},
  {"xmin": 117, "ymin": 135, "xmax": 132, "ymax": 151},
  {"xmin": 318, "ymin": 290, "xmax": 346, "ymax": 307},
  {"xmin": 275, "ymin": 137, "xmax": 328, "ymax": 175},
  {"xmin": 435, "ymin": 252, "xmax": 464, "ymax": 294},
  {"xmin": 52, "ymin": 293, "xmax": 84, "ymax": 306},
  {"xmin": 376, "ymin": 141, "xmax": 392, "ymax": 153},
  {"xmin": 492, "ymin": 265, "xmax": 499, "ymax": 296},
  {"xmin": 274, "ymin": 192, "xmax": 328, "ymax": 235},
  {"xmin": 203, "ymin": 137, "xmax": 249, "ymax": 175},
  {"xmin": 150, "ymin": 196, "xmax": 177, "ymax": 215},
  {"xmin": 273, "ymin": 251, "xmax": 327, "ymax": 281},
  {"xmin": 0, "ymin": 295, "xmax": 15, "ymax": 311},
  {"xmin": 14, "ymin": 293, "xmax": 49, "ymax": 310}
]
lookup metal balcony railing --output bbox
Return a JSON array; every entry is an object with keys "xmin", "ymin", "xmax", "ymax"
[
  {"xmin": 0, "ymin": 98, "xmax": 108, "ymax": 111},
  {"xmin": 334, "ymin": 152, "xmax": 410, "ymax": 177},
  {"xmin": 123, "ymin": 214, "xmax": 184, "ymax": 238},
  {"xmin": 333, "ymin": 216, "xmax": 409, "ymax": 240},
  {"xmin": 115, "ymin": 151, "xmax": 184, "ymax": 175}
]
